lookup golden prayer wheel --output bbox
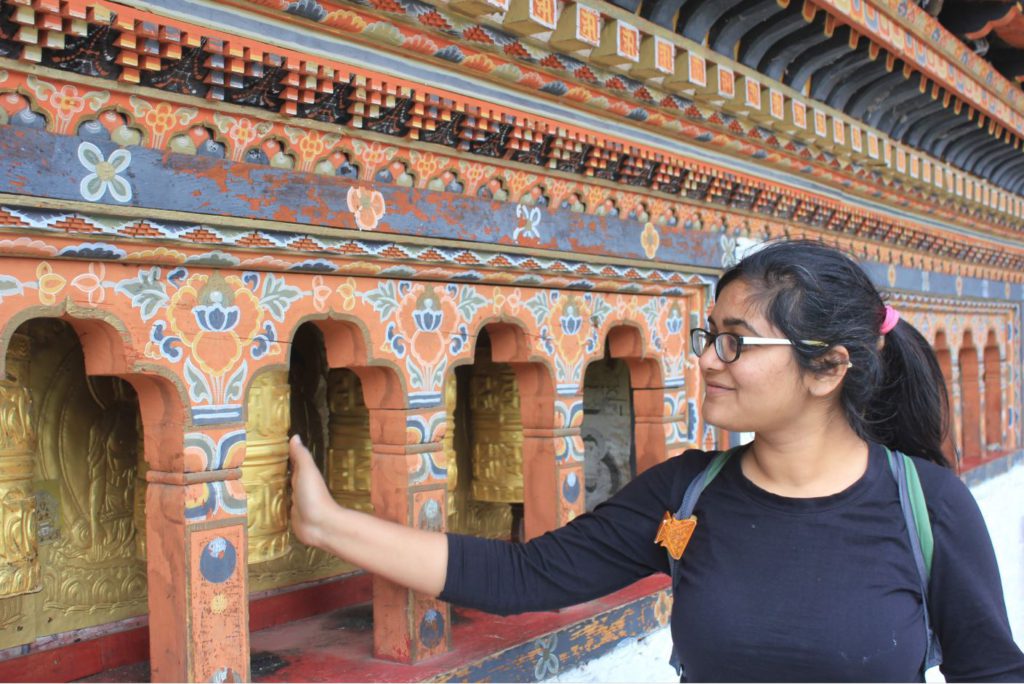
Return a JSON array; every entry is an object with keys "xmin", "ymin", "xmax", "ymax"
[
  {"xmin": 0, "ymin": 332, "xmax": 40, "ymax": 598},
  {"xmin": 243, "ymin": 370, "xmax": 291, "ymax": 564},
  {"xmin": 326, "ymin": 369, "xmax": 373, "ymax": 513},
  {"xmin": 443, "ymin": 372, "xmax": 458, "ymax": 522},
  {"xmin": 132, "ymin": 413, "xmax": 147, "ymax": 561},
  {"xmin": 469, "ymin": 359, "xmax": 523, "ymax": 504}
]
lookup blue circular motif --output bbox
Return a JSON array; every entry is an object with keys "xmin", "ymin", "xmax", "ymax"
[
  {"xmin": 418, "ymin": 499, "xmax": 443, "ymax": 532},
  {"xmin": 562, "ymin": 472, "xmax": 580, "ymax": 503},
  {"xmin": 199, "ymin": 537, "xmax": 237, "ymax": 584},
  {"xmin": 419, "ymin": 609, "xmax": 445, "ymax": 649}
]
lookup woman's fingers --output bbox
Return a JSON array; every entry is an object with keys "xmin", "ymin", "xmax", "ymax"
[{"xmin": 288, "ymin": 434, "xmax": 331, "ymax": 547}]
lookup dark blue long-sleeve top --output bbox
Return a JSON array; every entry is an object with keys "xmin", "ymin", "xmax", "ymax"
[{"xmin": 440, "ymin": 443, "xmax": 1024, "ymax": 682}]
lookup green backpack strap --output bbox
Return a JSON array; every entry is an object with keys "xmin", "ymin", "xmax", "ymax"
[
  {"xmin": 902, "ymin": 453, "xmax": 934, "ymax": 578},
  {"xmin": 885, "ymin": 447, "xmax": 942, "ymax": 673}
]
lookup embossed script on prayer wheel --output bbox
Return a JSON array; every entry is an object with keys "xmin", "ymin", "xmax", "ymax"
[
  {"xmin": 470, "ymin": 360, "xmax": 523, "ymax": 504},
  {"xmin": 443, "ymin": 372, "xmax": 458, "ymax": 521},
  {"xmin": 243, "ymin": 370, "xmax": 291, "ymax": 564},
  {"xmin": 132, "ymin": 413, "xmax": 147, "ymax": 562},
  {"xmin": 326, "ymin": 369, "xmax": 373, "ymax": 513},
  {"xmin": 0, "ymin": 332, "xmax": 40, "ymax": 598}
]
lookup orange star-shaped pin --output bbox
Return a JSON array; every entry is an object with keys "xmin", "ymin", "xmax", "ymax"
[{"xmin": 654, "ymin": 511, "xmax": 697, "ymax": 560}]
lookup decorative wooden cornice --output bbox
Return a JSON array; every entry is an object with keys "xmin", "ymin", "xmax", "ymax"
[
  {"xmin": 3, "ymin": 0, "xmax": 1024, "ymax": 269},
  {"xmin": 198, "ymin": 0, "xmax": 1024, "ymax": 223}
]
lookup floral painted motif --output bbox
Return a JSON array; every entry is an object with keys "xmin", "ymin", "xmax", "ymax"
[
  {"xmin": 77, "ymin": 142, "xmax": 132, "ymax": 203},
  {"xmin": 514, "ymin": 204, "xmax": 541, "ymax": 245},
  {"xmin": 347, "ymin": 186, "xmax": 386, "ymax": 230},
  {"xmin": 641, "ymin": 222, "xmax": 660, "ymax": 259},
  {"xmin": 35, "ymin": 262, "xmax": 67, "ymax": 306},
  {"xmin": 284, "ymin": 126, "xmax": 341, "ymax": 172},
  {"xmin": 129, "ymin": 96, "xmax": 198, "ymax": 148},
  {"xmin": 213, "ymin": 113, "xmax": 274, "ymax": 162},
  {"xmin": 27, "ymin": 76, "xmax": 108, "ymax": 135},
  {"xmin": 532, "ymin": 634, "xmax": 560, "ymax": 679}
]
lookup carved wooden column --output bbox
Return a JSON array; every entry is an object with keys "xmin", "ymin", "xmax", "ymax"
[
  {"xmin": 0, "ymin": 331, "xmax": 39, "ymax": 598},
  {"xmin": 517, "ymin": 367, "xmax": 567, "ymax": 541},
  {"xmin": 146, "ymin": 420, "xmax": 249, "ymax": 682},
  {"xmin": 369, "ymin": 405, "xmax": 451, "ymax": 663}
]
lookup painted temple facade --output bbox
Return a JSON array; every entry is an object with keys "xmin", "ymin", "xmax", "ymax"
[{"xmin": 0, "ymin": 0, "xmax": 1021, "ymax": 680}]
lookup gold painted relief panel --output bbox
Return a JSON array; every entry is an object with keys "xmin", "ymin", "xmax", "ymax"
[{"xmin": 0, "ymin": 320, "xmax": 146, "ymax": 651}]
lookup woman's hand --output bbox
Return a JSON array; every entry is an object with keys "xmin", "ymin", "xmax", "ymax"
[
  {"xmin": 288, "ymin": 434, "xmax": 335, "ymax": 549},
  {"xmin": 286, "ymin": 433, "xmax": 448, "ymax": 596}
]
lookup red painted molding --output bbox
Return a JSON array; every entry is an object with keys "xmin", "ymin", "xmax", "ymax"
[{"xmin": 0, "ymin": 572, "xmax": 373, "ymax": 682}]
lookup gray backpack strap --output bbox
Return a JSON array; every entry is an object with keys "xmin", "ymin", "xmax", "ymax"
[
  {"xmin": 667, "ymin": 448, "xmax": 737, "ymax": 677},
  {"xmin": 886, "ymin": 448, "xmax": 943, "ymax": 675}
]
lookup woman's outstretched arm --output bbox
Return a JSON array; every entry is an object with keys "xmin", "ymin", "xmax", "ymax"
[{"xmin": 288, "ymin": 434, "xmax": 449, "ymax": 597}]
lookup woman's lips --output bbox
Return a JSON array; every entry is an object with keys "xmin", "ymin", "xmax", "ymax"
[{"xmin": 704, "ymin": 382, "xmax": 733, "ymax": 396}]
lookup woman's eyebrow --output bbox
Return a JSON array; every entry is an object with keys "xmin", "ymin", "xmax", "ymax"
[{"xmin": 720, "ymin": 316, "xmax": 762, "ymax": 336}]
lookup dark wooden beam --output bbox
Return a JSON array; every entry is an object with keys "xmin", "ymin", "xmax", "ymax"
[
  {"xmin": 640, "ymin": 0, "xmax": 690, "ymax": 31},
  {"xmin": 932, "ymin": 119, "xmax": 982, "ymax": 157},
  {"xmin": 809, "ymin": 49, "xmax": 874, "ymax": 101},
  {"xmin": 847, "ymin": 67, "xmax": 917, "ymax": 120},
  {"xmin": 680, "ymin": 0, "xmax": 750, "ymax": 45},
  {"xmin": 739, "ymin": 8, "xmax": 809, "ymax": 68},
  {"xmin": 709, "ymin": 0, "xmax": 786, "ymax": 56},
  {"xmin": 760, "ymin": 19, "xmax": 830, "ymax": 81},
  {"xmin": 971, "ymin": 141, "xmax": 1019, "ymax": 178},
  {"xmin": 888, "ymin": 92, "xmax": 944, "ymax": 138},
  {"xmin": 958, "ymin": 136, "xmax": 1009, "ymax": 173},
  {"xmin": 785, "ymin": 26, "xmax": 854, "ymax": 91}
]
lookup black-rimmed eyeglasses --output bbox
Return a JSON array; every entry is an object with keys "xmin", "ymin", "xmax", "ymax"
[{"xmin": 689, "ymin": 328, "xmax": 827, "ymax": 364}]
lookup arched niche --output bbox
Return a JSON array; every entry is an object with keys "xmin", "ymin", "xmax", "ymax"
[
  {"xmin": 958, "ymin": 330, "xmax": 982, "ymax": 463},
  {"xmin": 443, "ymin": 321, "xmax": 556, "ymax": 542},
  {"xmin": 983, "ymin": 329, "xmax": 1002, "ymax": 452},
  {"xmin": 0, "ymin": 316, "xmax": 179, "ymax": 649},
  {"xmin": 580, "ymin": 338, "xmax": 635, "ymax": 512},
  {"xmin": 606, "ymin": 324, "xmax": 667, "ymax": 474},
  {"xmin": 244, "ymin": 321, "xmax": 361, "ymax": 593}
]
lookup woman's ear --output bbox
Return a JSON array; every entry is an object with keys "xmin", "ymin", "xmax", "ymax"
[{"xmin": 807, "ymin": 345, "xmax": 852, "ymax": 397}]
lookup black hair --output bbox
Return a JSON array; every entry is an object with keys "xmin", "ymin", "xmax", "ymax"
[{"xmin": 717, "ymin": 239, "xmax": 951, "ymax": 467}]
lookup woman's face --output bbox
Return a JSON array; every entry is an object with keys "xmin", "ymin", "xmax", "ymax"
[{"xmin": 698, "ymin": 280, "xmax": 812, "ymax": 434}]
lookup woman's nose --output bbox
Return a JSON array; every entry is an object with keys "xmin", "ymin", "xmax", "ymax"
[{"xmin": 697, "ymin": 344, "xmax": 724, "ymax": 372}]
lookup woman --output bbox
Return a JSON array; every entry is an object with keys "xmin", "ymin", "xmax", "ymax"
[{"xmin": 289, "ymin": 240, "xmax": 1024, "ymax": 681}]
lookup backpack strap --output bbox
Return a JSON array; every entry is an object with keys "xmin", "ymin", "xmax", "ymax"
[
  {"xmin": 666, "ymin": 447, "xmax": 739, "ymax": 676},
  {"xmin": 885, "ymin": 447, "xmax": 943, "ymax": 674}
]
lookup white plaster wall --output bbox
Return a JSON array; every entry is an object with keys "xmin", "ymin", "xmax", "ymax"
[
  {"xmin": 970, "ymin": 463, "xmax": 1024, "ymax": 646},
  {"xmin": 547, "ymin": 463, "xmax": 1024, "ymax": 683}
]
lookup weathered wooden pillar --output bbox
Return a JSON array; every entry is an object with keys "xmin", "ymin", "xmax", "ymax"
[
  {"xmin": 633, "ymin": 386, "xmax": 675, "ymax": 469},
  {"xmin": 369, "ymin": 405, "xmax": 451, "ymax": 662},
  {"xmin": 517, "ymin": 366, "xmax": 571, "ymax": 540},
  {"xmin": 146, "ymin": 421, "xmax": 249, "ymax": 682}
]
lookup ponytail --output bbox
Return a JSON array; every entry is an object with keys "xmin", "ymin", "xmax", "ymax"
[{"xmin": 866, "ymin": 319, "xmax": 951, "ymax": 467}]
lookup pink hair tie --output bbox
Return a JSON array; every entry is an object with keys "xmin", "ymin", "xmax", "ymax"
[{"xmin": 880, "ymin": 305, "xmax": 900, "ymax": 335}]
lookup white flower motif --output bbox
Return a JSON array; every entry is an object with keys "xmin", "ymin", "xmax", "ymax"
[
  {"xmin": 513, "ymin": 204, "xmax": 541, "ymax": 242},
  {"xmin": 78, "ymin": 141, "xmax": 132, "ymax": 203}
]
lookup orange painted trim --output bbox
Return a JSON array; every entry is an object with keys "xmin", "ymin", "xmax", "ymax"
[{"xmin": 965, "ymin": 5, "xmax": 1024, "ymax": 44}]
